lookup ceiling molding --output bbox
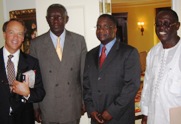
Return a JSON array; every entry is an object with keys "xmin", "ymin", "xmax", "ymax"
[
  {"xmin": 111, "ymin": 0, "xmax": 171, "ymax": 4},
  {"xmin": 112, "ymin": 1, "xmax": 171, "ymax": 8}
]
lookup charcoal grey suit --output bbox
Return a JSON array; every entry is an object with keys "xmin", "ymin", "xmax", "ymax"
[{"xmin": 83, "ymin": 40, "xmax": 141, "ymax": 124}]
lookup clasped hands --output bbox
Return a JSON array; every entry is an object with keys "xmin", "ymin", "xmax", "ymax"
[
  {"xmin": 91, "ymin": 110, "xmax": 112, "ymax": 124},
  {"xmin": 11, "ymin": 80, "xmax": 30, "ymax": 97}
]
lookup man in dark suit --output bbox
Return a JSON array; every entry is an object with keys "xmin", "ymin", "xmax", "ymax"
[
  {"xmin": 30, "ymin": 4, "xmax": 87, "ymax": 124},
  {"xmin": 0, "ymin": 19, "xmax": 45, "ymax": 124},
  {"xmin": 83, "ymin": 14, "xmax": 141, "ymax": 124}
]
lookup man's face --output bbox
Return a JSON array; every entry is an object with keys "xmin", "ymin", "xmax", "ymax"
[
  {"xmin": 46, "ymin": 7, "xmax": 68, "ymax": 36},
  {"xmin": 155, "ymin": 12, "xmax": 179, "ymax": 43},
  {"xmin": 96, "ymin": 17, "xmax": 117, "ymax": 45},
  {"xmin": 4, "ymin": 21, "xmax": 25, "ymax": 54}
]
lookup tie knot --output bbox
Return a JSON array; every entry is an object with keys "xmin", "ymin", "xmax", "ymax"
[
  {"xmin": 102, "ymin": 46, "xmax": 106, "ymax": 52},
  {"xmin": 57, "ymin": 37, "xmax": 60, "ymax": 42},
  {"xmin": 8, "ymin": 55, "xmax": 14, "ymax": 60}
]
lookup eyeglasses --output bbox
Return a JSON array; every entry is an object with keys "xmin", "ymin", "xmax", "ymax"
[
  {"xmin": 96, "ymin": 25, "xmax": 113, "ymax": 30},
  {"xmin": 155, "ymin": 22, "xmax": 177, "ymax": 28},
  {"xmin": 48, "ymin": 16, "xmax": 63, "ymax": 21}
]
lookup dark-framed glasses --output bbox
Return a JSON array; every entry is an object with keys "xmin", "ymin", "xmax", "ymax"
[{"xmin": 155, "ymin": 22, "xmax": 177, "ymax": 28}]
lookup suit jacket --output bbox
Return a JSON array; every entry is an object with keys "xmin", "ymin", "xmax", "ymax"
[
  {"xmin": 83, "ymin": 40, "xmax": 141, "ymax": 124},
  {"xmin": 0, "ymin": 48, "xmax": 45, "ymax": 124},
  {"xmin": 30, "ymin": 30, "xmax": 87, "ymax": 123}
]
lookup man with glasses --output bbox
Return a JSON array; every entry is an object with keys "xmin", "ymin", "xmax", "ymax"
[
  {"xmin": 83, "ymin": 14, "xmax": 141, "ymax": 124},
  {"xmin": 141, "ymin": 9, "xmax": 181, "ymax": 124}
]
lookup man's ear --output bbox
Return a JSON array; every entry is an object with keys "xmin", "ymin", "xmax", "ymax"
[
  {"xmin": 176, "ymin": 22, "xmax": 180, "ymax": 30},
  {"xmin": 65, "ymin": 16, "xmax": 69, "ymax": 24}
]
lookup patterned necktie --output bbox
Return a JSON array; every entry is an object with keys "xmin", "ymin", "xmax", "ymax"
[
  {"xmin": 56, "ymin": 37, "xmax": 63, "ymax": 61},
  {"xmin": 99, "ymin": 46, "xmax": 106, "ymax": 68},
  {"xmin": 7, "ymin": 55, "xmax": 15, "ymax": 86}
]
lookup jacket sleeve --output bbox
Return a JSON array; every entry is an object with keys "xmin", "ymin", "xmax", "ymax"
[{"xmin": 28, "ymin": 59, "xmax": 45, "ymax": 103}]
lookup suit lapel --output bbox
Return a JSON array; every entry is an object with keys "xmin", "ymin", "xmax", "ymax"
[
  {"xmin": 0, "ymin": 48, "xmax": 11, "ymax": 93},
  {"xmin": 41, "ymin": 32, "xmax": 61, "ymax": 68},
  {"xmin": 61, "ymin": 31, "xmax": 75, "ymax": 67},
  {"xmin": 94, "ymin": 46, "xmax": 100, "ymax": 69},
  {"xmin": 0, "ymin": 48, "xmax": 9, "ymax": 83},
  {"xmin": 17, "ymin": 51, "xmax": 29, "ymax": 74}
]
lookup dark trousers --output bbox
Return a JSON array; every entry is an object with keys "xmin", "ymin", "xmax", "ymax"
[{"xmin": 8, "ymin": 115, "xmax": 13, "ymax": 124}]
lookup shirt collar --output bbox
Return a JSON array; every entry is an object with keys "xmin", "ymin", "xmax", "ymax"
[
  {"xmin": 3, "ymin": 47, "xmax": 20, "ymax": 75},
  {"xmin": 50, "ymin": 29, "xmax": 66, "ymax": 41},
  {"xmin": 99, "ymin": 38, "xmax": 116, "ymax": 56},
  {"xmin": 49, "ymin": 29, "xmax": 66, "ymax": 48},
  {"xmin": 3, "ymin": 47, "xmax": 20, "ymax": 59}
]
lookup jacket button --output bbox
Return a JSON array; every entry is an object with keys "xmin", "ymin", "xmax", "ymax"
[{"xmin": 98, "ymin": 77, "xmax": 101, "ymax": 80}]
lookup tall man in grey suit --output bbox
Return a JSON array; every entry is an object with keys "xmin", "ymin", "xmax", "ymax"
[
  {"xmin": 83, "ymin": 14, "xmax": 141, "ymax": 124},
  {"xmin": 30, "ymin": 4, "xmax": 87, "ymax": 124}
]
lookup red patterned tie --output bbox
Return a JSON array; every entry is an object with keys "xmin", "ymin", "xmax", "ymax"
[
  {"xmin": 7, "ymin": 55, "xmax": 15, "ymax": 87},
  {"xmin": 99, "ymin": 46, "xmax": 106, "ymax": 68}
]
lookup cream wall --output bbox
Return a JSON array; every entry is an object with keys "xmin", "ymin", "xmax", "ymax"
[
  {"xmin": 3, "ymin": 0, "xmax": 35, "ymax": 21},
  {"xmin": 172, "ymin": 0, "xmax": 181, "ymax": 36},
  {"xmin": 35, "ymin": 0, "xmax": 100, "ymax": 51},
  {"xmin": 1, "ymin": 0, "xmax": 100, "ymax": 51},
  {"xmin": 0, "ymin": 1, "xmax": 4, "ymax": 47}
]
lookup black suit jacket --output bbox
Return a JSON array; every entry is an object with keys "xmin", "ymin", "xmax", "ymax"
[
  {"xmin": 83, "ymin": 40, "xmax": 141, "ymax": 124},
  {"xmin": 0, "ymin": 47, "xmax": 45, "ymax": 124}
]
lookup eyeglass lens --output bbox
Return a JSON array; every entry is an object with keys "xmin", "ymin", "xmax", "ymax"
[{"xmin": 155, "ymin": 22, "xmax": 176, "ymax": 28}]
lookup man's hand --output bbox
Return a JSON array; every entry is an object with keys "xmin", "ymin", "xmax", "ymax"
[
  {"xmin": 34, "ymin": 108, "xmax": 42, "ymax": 123},
  {"xmin": 102, "ymin": 110, "xmax": 112, "ymax": 121},
  {"xmin": 90, "ymin": 111, "xmax": 104, "ymax": 124},
  {"xmin": 141, "ymin": 115, "xmax": 147, "ymax": 124},
  {"xmin": 12, "ymin": 80, "xmax": 30, "ymax": 96}
]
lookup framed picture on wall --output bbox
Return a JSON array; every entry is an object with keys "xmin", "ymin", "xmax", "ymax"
[{"xmin": 9, "ymin": 9, "xmax": 37, "ymax": 54}]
